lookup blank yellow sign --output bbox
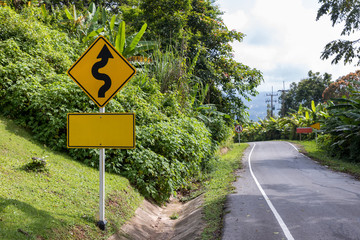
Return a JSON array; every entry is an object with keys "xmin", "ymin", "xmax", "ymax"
[{"xmin": 67, "ymin": 113, "xmax": 135, "ymax": 148}]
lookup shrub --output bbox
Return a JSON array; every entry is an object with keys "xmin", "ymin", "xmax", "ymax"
[{"xmin": 0, "ymin": 6, "xmax": 218, "ymax": 203}]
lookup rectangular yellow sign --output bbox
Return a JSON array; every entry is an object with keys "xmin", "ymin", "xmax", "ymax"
[{"xmin": 67, "ymin": 113, "xmax": 135, "ymax": 148}]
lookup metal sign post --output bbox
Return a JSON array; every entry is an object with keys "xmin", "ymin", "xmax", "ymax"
[
  {"xmin": 310, "ymin": 123, "xmax": 320, "ymax": 145},
  {"xmin": 66, "ymin": 36, "xmax": 137, "ymax": 232},
  {"xmin": 98, "ymin": 107, "xmax": 107, "ymax": 230},
  {"xmin": 235, "ymin": 124, "xmax": 243, "ymax": 144}
]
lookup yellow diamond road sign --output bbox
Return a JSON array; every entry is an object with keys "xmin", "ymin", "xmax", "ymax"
[{"xmin": 67, "ymin": 36, "xmax": 136, "ymax": 108}]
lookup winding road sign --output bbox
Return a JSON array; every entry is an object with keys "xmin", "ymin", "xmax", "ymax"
[{"xmin": 67, "ymin": 36, "xmax": 136, "ymax": 107}]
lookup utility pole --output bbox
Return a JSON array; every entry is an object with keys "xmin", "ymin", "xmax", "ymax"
[
  {"xmin": 266, "ymin": 86, "xmax": 278, "ymax": 118},
  {"xmin": 277, "ymin": 81, "xmax": 289, "ymax": 117}
]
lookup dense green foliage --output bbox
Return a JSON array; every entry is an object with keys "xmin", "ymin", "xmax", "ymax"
[
  {"xmin": 47, "ymin": 0, "xmax": 264, "ymax": 120},
  {"xmin": 278, "ymin": 71, "xmax": 332, "ymax": 117},
  {"xmin": 243, "ymin": 101, "xmax": 328, "ymax": 141},
  {"xmin": 320, "ymin": 88, "xmax": 360, "ymax": 161},
  {"xmin": 0, "ymin": 3, "xmax": 256, "ymax": 203}
]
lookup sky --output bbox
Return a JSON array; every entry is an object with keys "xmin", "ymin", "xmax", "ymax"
[{"xmin": 217, "ymin": 0, "xmax": 358, "ymax": 92}]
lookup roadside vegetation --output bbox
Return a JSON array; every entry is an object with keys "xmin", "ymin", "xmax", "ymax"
[
  {"xmin": 241, "ymin": 70, "xmax": 360, "ymax": 163},
  {"xmin": 0, "ymin": 1, "xmax": 262, "ymax": 204},
  {"xmin": 202, "ymin": 143, "xmax": 248, "ymax": 240},
  {"xmin": 3, "ymin": 0, "xmax": 359, "ymax": 239},
  {"xmin": 0, "ymin": 1, "xmax": 260, "ymax": 239}
]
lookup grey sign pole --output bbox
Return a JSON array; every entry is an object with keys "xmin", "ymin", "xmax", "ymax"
[{"xmin": 98, "ymin": 106, "xmax": 107, "ymax": 230}]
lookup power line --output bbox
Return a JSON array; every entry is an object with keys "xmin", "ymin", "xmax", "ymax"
[
  {"xmin": 265, "ymin": 86, "xmax": 278, "ymax": 118},
  {"xmin": 277, "ymin": 81, "xmax": 289, "ymax": 117}
]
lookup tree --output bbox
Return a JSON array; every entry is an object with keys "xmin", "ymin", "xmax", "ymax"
[
  {"xmin": 316, "ymin": 0, "xmax": 360, "ymax": 65},
  {"xmin": 139, "ymin": 0, "xmax": 263, "ymax": 119},
  {"xmin": 323, "ymin": 70, "xmax": 360, "ymax": 100},
  {"xmin": 37, "ymin": 0, "xmax": 262, "ymax": 120},
  {"xmin": 279, "ymin": 71, "xmax": 332, "ymax": 116}
]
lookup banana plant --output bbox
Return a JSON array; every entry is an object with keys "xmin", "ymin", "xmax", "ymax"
[
  {"xmin": 80, "ymin": 3, "xmax": 157, "ymax": 59},
  {"xmin": 326, "ymin": 90, "xmax": 360, "ymax": 141},
  {"xmin": 321, "ymin": 89, "xmax": 360, "ymax": 161},
  {"xmin": 63, "ymin": 4, "xmax": 85, "ymax": 37},
  {"xmin": 80, "ymin": 3, "xmax": 104, "ymax": 43},
  {"xmin": 114, "ymin": 22, "xmax": 158, "ymax": 59}
]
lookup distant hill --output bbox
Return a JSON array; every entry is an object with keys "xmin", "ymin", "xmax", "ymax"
[{"xmin": 244, "ymin": 92, "xmax": 281, "ymax": 121}]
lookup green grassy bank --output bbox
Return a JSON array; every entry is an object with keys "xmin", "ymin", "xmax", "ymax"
[{"xmin": 0, "ymin": 116, "xmax": 143, "ymax": 239}]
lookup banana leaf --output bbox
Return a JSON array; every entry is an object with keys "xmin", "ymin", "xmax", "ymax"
[{"xmin": 123, "ymin": 23, "xmax": 147, "ymax": 57}]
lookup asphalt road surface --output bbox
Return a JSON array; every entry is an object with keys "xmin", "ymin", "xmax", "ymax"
[{"xmin": 222, "ymin": 141, "xmax": 360, "ymax": 240}]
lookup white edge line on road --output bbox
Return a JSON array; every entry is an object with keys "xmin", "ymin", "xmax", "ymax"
[
  {"xmin": 287, "ymin": 142, "xmax": 299, "ymax": 152},
  {"xmin": 248, "ymin": 143, "xmax": 295, "ymax": 240},
  {"xmin": 287, "ymin": 142, "xmax": 309, "ymax": 158}
]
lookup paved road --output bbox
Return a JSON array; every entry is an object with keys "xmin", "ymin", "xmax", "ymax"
[{"xmin": 222, "ymin": 141, "xmax": 360, "ymax": 240}]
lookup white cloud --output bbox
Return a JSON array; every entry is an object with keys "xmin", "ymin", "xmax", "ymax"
[
  {"xmin": 222, "ymin": 9, "xmax": 248, "ymax": 31},
  {"xmin": 219, "ymin": 0, "xmax": 358, "ymax": 92}
]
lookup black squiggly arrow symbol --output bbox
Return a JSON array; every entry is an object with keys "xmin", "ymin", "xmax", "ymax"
[{"xmin": 91, "ymin": 44, "xmax": 113, "ymax": 98}]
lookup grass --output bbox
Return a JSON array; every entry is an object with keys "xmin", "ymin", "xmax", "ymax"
[
  {"xmin": 169, "ymin": 212, "xmax": 179, "ymax": 220},
  {"xmin": 0, "ymin": 116, "xmax": 143, "ymax": 239},
  {"xmin": 291, "ymin": 140, "xmax": 360, "ymax": 179},
  {"xmin": 201, "ymin": 143, "xmax": 249, "ymax": 240}
]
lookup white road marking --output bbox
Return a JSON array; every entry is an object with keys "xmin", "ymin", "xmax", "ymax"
[
  {"xmin": 248, "ymin": 143, "xmax": 295, "ymax": 240},
  {"xmin": 287, "ymin": 142, "xmax": 299, "ymax": 152},
  {"xmin": 287, "ymin": 142, "xmax": 309, "ymax": 158}
]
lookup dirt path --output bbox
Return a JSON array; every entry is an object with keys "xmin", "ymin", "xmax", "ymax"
[{"xmin": 109, "ymin": 195, "xmax": 204, "ymax": 240}]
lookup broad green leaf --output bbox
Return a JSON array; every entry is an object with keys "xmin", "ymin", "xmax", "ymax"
[
  {"xmin": 92, "ymin": 6, "xmax": 101, "ymax": 23},
  {"xmin": 110, "ymin": 15, "xmax": 116, "ymax": 31},
  {"xmin": 124, "ymin": 23, "xmax": 147, "ymax": 57},
  {"xmin": 89, "ymin": 2, "xmax": 96, "ymax": 16},
  {"xmin": 41, "ymin": 4, "xmax": 47, "ymax": 17},
  {"xmin": 82, "ymin": 27, "xmax": 104, "ymax": 43},
  {"xmin": 311, "ymin": 100, "xmax": 316, "ymax": 112},
  {"xmin": 72, "ymin": 5, "xmax": 77, "ymax": 21},
  {"xmin": 101, "ymin": 8, "xmax": 106, "ymax": 25},
  {"xmin": 64, "ymin": 8, "xmax": 73, "ymax": 20},
  {"xmin": 115, "ymin": 21, "xmax": 125, "ymax": 54}
]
